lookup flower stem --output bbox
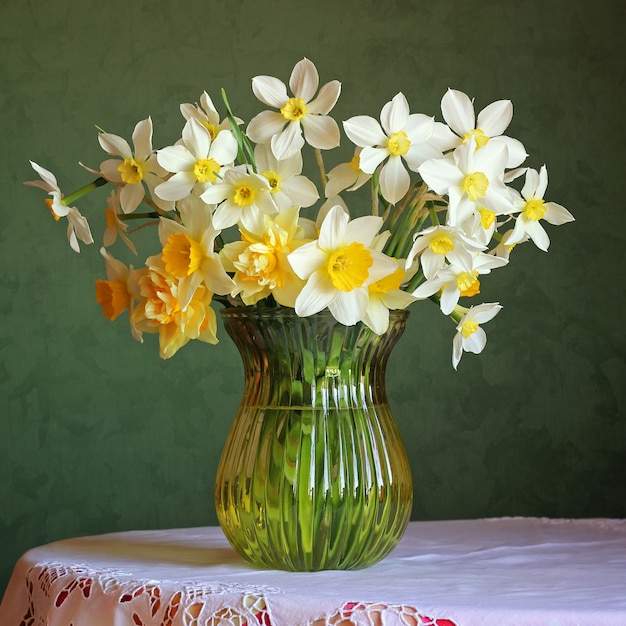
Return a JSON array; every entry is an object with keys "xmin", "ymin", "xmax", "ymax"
[
  {"xmin": 314, "ymin": 148, "xmax": 326, "ymax": 189},
  {"xmin": 63, "ymin": 177, "xmax": 108, "ymax": 205}
]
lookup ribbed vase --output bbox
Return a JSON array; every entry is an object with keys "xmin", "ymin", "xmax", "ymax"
[{"xmin": 215, "ymin": 307, "xmax": 413, "ymax": 571}]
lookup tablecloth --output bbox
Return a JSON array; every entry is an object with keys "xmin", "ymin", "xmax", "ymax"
[{"xmin": 1, "ymin": 517, "xmax": 625, "ymax": 625}]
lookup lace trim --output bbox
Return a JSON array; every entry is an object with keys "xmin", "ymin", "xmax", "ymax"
[
  {"xmin": 19, "ymin": 561, "xmax": 458, "ymax": 626},
  {"xmin": 486, "ymin": 517, "xmax": 626, "ymax": 532}
]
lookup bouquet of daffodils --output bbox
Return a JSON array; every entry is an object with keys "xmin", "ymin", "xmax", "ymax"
[{"xmin": 26, "ymin": 58, "xmax": 573, "ymax": 368}]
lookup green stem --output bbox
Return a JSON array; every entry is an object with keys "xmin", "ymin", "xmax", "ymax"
[
  {"xmin": 118, "ymin": 211, "xmax": 161, "ymax": 221},
  {"xmin": 428, "ymin": 201, "xmax": 440, "ymax": 227},
  {"xmin": 63, "ymin": 177, "xmax": 108, "ymax": 205},
  {"xmin": 221, "ymin": 88, "xmax": 256, "ymax": 169}
]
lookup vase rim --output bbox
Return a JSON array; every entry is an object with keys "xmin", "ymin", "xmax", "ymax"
[{"xmin": 219, "ymin": 306, "xmax": 410, "ymax": 323}]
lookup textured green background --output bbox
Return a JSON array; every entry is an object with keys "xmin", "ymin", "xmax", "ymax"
[{"xmin": 1, "ymin": 0, "xmax": 625, "ymax": 598}]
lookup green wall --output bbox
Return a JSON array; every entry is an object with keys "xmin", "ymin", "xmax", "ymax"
[{"xmin": 1, "ymin": 0, "xmax": 624, "ymax": 596}]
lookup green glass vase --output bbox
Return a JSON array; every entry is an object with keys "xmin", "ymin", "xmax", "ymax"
[{"xmin": 215, "ymin": 307, "xmax": 413, "ymax": 571}]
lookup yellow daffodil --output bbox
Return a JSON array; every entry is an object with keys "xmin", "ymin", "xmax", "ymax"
[
  {"xmin": 157, "ymin": 195, "xmax": 234, "ymax": 310},
  {"xmin": 221, "ymin": 206, "xmax": 309, "ymax": 307},
  {"xmin": 133, "ymin": 255, "xmax": 219, "ymax": 359}
]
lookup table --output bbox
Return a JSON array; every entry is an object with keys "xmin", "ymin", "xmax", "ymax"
[{"xmin": 1, "ymin": 518, "xmax": 625, "ymax": 626}]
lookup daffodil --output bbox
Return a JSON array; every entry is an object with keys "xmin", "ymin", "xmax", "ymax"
[
  {"xmin": 133, "ymin": 255, "xmax": 219, "ymax": 359},
  {"xmin": 452, "ymin": 302, "xmax": 502, "ymax": 369},
  {"xmin": 64, "ymin": 207, "xmax": 94, "ymax": 253},
  {"xmin": 102, "ymin": 190, "xmax": 137, "ymax": 254},
  {"xmin": 505, "ymin": 166, "xmax": 574, "ymax": 251},
  {"xmin": 155, "ymin": 118, "xmax": 238, "ymax": 201},
  {"xmin": 406, "ymin": 224, "xmax": 485, "ymax": 281},
  {"xmin": 158, "ymin": 195, "xmax": 234, "ymax": 310},
  {"xmin": 221, "ymin": 206, "xmax": 309, "ymax": 307},
  {"xmin": 246, "ymin": 58, "xmax": 341, "ymax": 160},
  {"xmin": 180, "ymin": 91, "xmax": 238, "ymax": 140},
  {"xmin": 253, "ymin": 144, "xmax": 319, "ymax": 211},
  {"xmin": 441, "ymin": 88, "xmax": 527, "ymax": 168},
  {"xmin": 24, "ymin": 162, "xmax": 95, "ymax": 253},
  {"xmin": 324, "ymin": 147, "xmax": 372, "ymax": 198},
  {"xmin": 412, "ymin": 252, "xmax": 507, "ymax": 315},
  {"xmin": 418, "ymin": 137, "xmax": 514, "ymax": 226},
  {"xmin": 364, "ymin": 258, "xmax": 416, "ymax": 334},
  {"xmin": 343, "ymin": 92, "xmax": 443, "ymax": 204},
  {"xmin": 95, "ymin": 247, "xmax": 143, "ymax": 341},
  {"xmin": 200, "ymin": 166, "xmax": 277, "ymax": 230},
  {"xmin": 99, "ymin": 117, "xmax": 173, "ymax": 214},
  {"xmin": 287, "ymin": 205, "xmax": 397, "ymax": 326},
  {"xmin": 24, "ymin": 160, "xmax": 69, "ymax": 218}
]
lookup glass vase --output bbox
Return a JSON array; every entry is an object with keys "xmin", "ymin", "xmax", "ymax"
[{"xmin": 215, "ymin": 307, "xmax": 413, "ymax": 571}]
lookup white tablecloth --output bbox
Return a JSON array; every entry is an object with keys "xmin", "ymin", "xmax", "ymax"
[{"xmin": 1, "ymin": 518, "xmax": 625, "ymax": 625}]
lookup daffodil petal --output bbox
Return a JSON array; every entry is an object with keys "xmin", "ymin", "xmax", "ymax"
[
  {"xmin": 289, "ymin": 57, "xmax": 319, "ymax": 103},
  {"xmin": 343, "ymin": 116, "xmax": 386, "ymax": 148},
  {"xmin": 157, "ymin": 145, "xmax": 195, "ymax": 174},
  {"xmin": 476, "ymin": 99, "xmax": 512, "ymax": 136},
  {"xmin": 182, "ymin": 119, "xmax": 211, "ymax": 160},
  {"xmin": 441, "ymin": 89, "xmax": 475, "ymax": 136},
  {"xmin": 99, "ymin": 132, "xmax": 132, "ymax": 158},
  {"xmin": 301, "ymin": 114, "xmax": 340, "ymax": 150},
  {"xmin": 358, "ymin": 147, "xmax": 388, "ymax": 175},
  {"xmin": 329, "ymin": 288, "xmax": 368, "ymax": 326},
  {"xmin": 379, "ymin": 156, "xmax": 410, "ymax": 204},
  {"xmin": 252, "ymin": 75, "xmax": 289, "ymax": 108},
  {"xmin": 209, "ymin": 129, "xmax": 238, "ymax": 165},
  {"xmin": 132, "ymin": 118, "xmax": 153, "ymax": 160},
  {"xmin": 247, "ymin": 110, "xmax": 287, "ymax": 144},
  {"xmin": 380, "ymin": 92, "xmax": 409, "ymax": 135},
  {"xmin": 307, "ymin": 80, "xmax": 341, "ymax": 115},
  {"xmin": 271, "ymin": 122, "xmax": 305, "ymax": 161},
  {"xmin": 295, "ymin": 270, "xmax": 336, "ymax": 317},
  {"xmin": 154, "ymin": 170, "xmax": 196, "ymax": 201},
  {"xmin": 119, "ymin": 182, "xmax": 144, "ymax": 214}
]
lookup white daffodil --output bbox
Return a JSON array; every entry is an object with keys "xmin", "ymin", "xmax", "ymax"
[
  {"xmin": 418, "ymin": 137, "xmax": 513, "ymax": 227},
  {"xmin": 158, "ymin": 195, "xmax": 234, "ymax": 310},
  {"xmin": 287, "ymin": 205, "xmax": 397, "ymax": 327},
  {"xmin": 452, "ymin": 302, "xmax": 502, "ymax": 369},
  {"xmin": 412, "ymin": 252, "xmax": 507, "ymax": 315},
  {"xmin": 180, "ymin": 91, "xmax": 239, "ymax": 140},
  {"xmin": 24, "ymin": 160, "xmax": 69, "ymax": 218},
  {"xmin": 324, "ymin": 147, "xmax": 372, "ymax": 198},
  {"xmin": 457, "ymin": 206, "xmax": 500, "ymax": 246},
  {"xmin": 441, "ymin": 88, "xmax": 527, "ymax": 168},
  {"xmin": 246, "ymin": 58, "xmax": 341, "ymax": 160},
  {"xmin": 99, "ymin": 117, "xmax": 173, "ymax": 214},
  {"xmin": 489, "ymin": 227, "xmax": 527, "ymax": 261},
  {"xmin": 24, "ymin": 161, "xmax": 94, "ymax": 253},
  {"xmin": 343, "ymin": 92, "xmax": 443, "ymax": 204},
  {"xmin": 253, "ymin": 143, "xmax": 319, "ymax": 211},
  {"xmin": 505, "ymin": 166, "xmax": 574, "ymax": 252},
  {"xmin": 221, "ymin": 206, "xmax": 309, "ymax": 307},
  {"xmin": 65, "ymin": 207, "xmax": 94, "ymax": 253},
  {"xmin": 200, "ymin": 166, "xmax": 277, "ymax": 230},
  {"xmin": 155, "ymin": 118, "xmax": 238, "ymax": 201},
  {"xmin": 406, "ymin": 224, "xmax": 485, "ymax": 281}
]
